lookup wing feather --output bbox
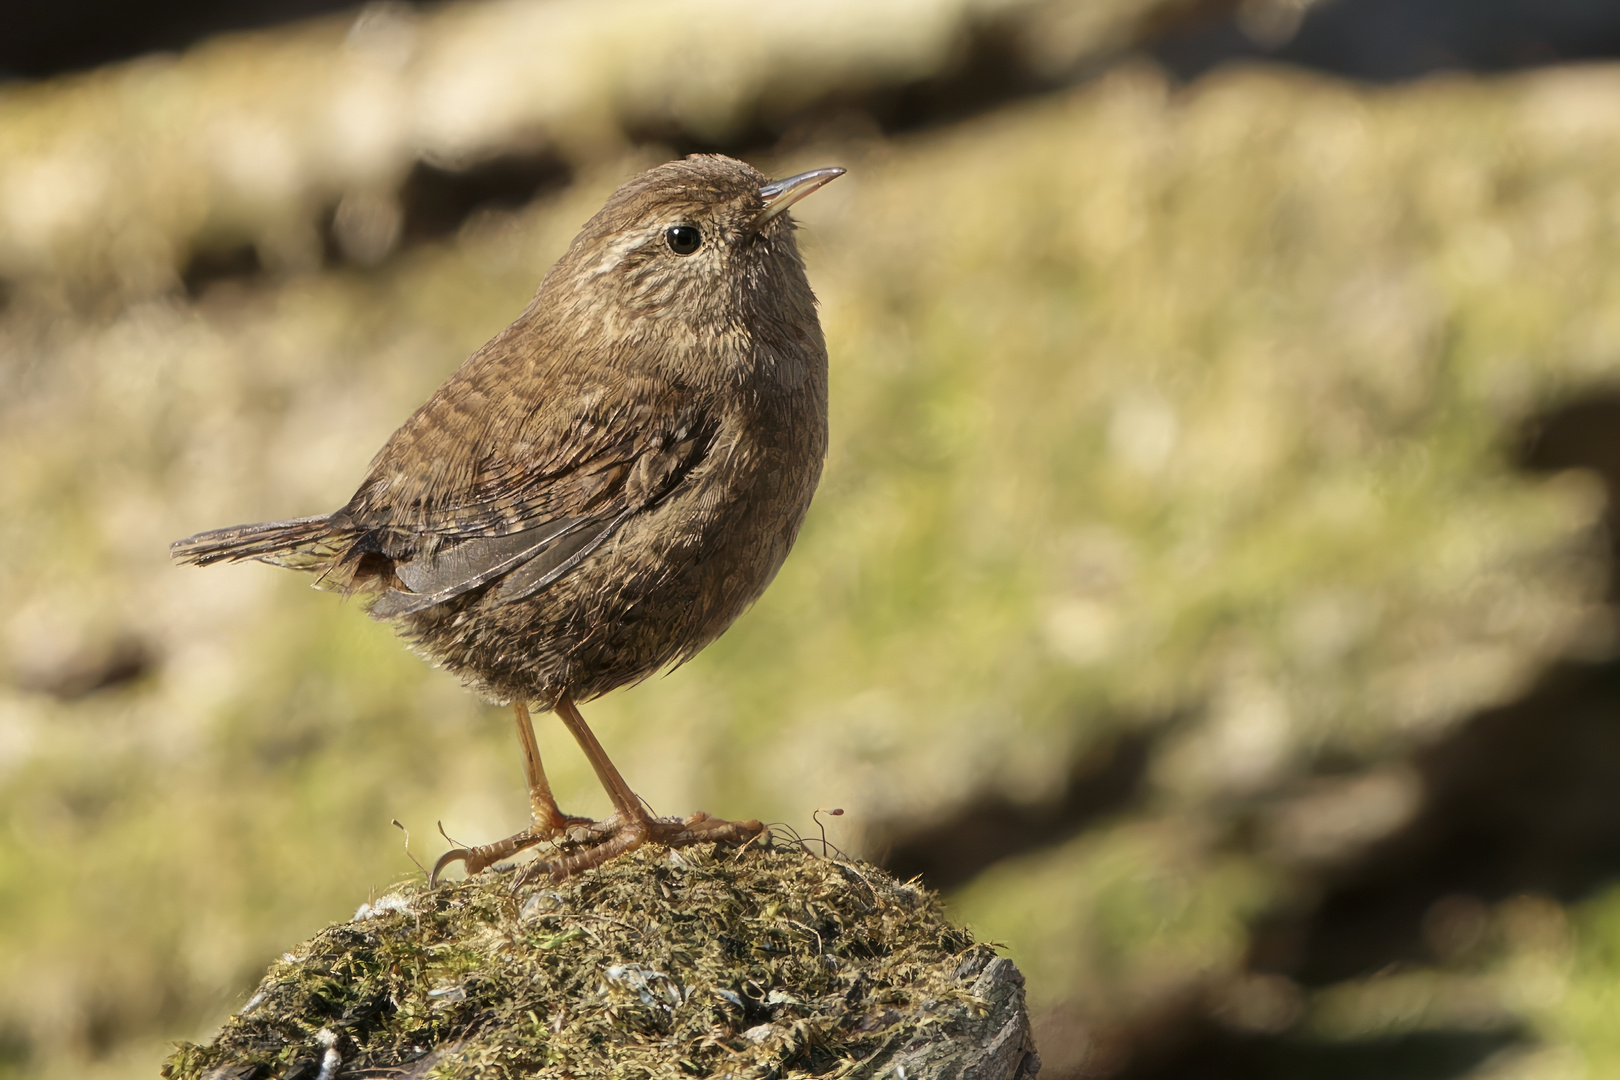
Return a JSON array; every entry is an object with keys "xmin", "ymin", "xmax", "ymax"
[{"xmin": 348, "ymin": 382, "xmax": 716, "ymax": 617}]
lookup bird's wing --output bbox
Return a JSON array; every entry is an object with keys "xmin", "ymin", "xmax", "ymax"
[{"xmin": 343, "ymin": 378, "xmax": 718, "ymax": 619}]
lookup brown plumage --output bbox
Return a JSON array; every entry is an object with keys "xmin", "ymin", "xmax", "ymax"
[{"xmin": 173, "ymin": 155, "xmax": 843, "ymax": 881}]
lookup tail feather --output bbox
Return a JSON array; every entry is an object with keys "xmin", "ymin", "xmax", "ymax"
[{"xmin": 170, "ymin": 514, "xmax": 343, "ymax": 570}]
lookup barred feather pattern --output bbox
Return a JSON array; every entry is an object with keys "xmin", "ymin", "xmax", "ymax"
[{"xmin": 170, "ymin": 515, "xmax": 344, "ymax": 572}]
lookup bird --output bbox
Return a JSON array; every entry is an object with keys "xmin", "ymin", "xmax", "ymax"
[{"xmin": 172, "ymin": 154, "xmax": 843, "ymax": 883}]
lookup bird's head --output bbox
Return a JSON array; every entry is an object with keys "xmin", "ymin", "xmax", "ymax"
[{"xmin": 541, "ymin": 155, "xmax": 843, "ymax": 380}]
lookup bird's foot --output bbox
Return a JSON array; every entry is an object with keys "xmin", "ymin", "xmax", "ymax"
[
  {"xmin": 430, "ymin": 810, "xmax": 595, "ymax": 886},
  {"xmin": 512, "ymin": 811, "xmax": 766, "ymax": 887}
]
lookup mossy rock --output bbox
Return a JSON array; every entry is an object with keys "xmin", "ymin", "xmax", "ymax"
[{"xmin": 162, "ymin": 844, "xmax": 1038, "ymax": 1079}]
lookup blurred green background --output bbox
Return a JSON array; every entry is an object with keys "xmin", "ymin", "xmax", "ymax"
[{"xmin": 7, "ymin": 0, "xmax": 1620, "ymax": 1077}]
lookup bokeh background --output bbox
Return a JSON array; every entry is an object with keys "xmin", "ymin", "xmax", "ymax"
[{"xmin": 6, "ymin": 1, "xmax": 1620, "ymax": 1077}]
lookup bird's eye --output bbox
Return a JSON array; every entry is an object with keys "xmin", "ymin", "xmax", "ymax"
[{"xmin": 665, "ymin": 225, "xmax": 702, "ymax": 256}]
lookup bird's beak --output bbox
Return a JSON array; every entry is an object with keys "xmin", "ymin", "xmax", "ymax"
[{"xmin": 755, "ymin": 167, "xmax": 845, "ymax": 228}]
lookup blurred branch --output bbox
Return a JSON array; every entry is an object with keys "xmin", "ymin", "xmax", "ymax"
[{"xmin": 0, "ymin": 0, "xmax": 1242, "ymax": 302}]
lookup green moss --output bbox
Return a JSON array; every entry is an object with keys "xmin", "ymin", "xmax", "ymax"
[{"xmin": 163, "ymin": 844, "xmax": 990, "ymax": 1079}]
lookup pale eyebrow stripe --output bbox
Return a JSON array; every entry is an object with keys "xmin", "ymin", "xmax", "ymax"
[{"xmin": 589, "ymin": 227, "xmax": 656, "ymax": 278}]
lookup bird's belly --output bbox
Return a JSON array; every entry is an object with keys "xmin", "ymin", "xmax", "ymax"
[{"xmin": 402, "ymin": 447, "xmax": 819, "ymax": 706}]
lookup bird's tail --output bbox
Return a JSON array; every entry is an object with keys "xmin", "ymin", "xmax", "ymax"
[{"xmin": 170, "ymin": 514, "xmax": 344, "ymax": 571}]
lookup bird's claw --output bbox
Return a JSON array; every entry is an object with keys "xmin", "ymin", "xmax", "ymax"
[
  {"xmin": 429, "ymin": 826, "xmax": 553, "ymax": 886},
  {"xmin": 431, "ymin": 812, "xmax": 766, "ymax": 888},
  {"xmin": 429, "ymin": 847, "xmax": 474, "ymax": 887},
  {"xmin": 512, "ymin": 811, "xmax": 767, "ymax": 888}
]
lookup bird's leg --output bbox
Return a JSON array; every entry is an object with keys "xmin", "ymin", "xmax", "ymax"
[
  {"xmin": 431, "ymin": 702, "xmax": 591, "ymax": 885},
  {"xmin": 516, "ymin": 693, "xmax": 766, "ymax": 883},
  {"xmin": 512, "ymin": 700, "xmax": 585, "ymax": 832},
  {"xmin": 552, "ymin": 692, "xmax": 650, "ymax": 822}
]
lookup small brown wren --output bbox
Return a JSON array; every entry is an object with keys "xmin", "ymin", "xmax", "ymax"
[{"xmin": 173, "ymin": 155, "xmax": 844, "ymax": 882}]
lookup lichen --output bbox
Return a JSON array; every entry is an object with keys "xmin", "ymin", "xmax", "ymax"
[{"xmin": 162, "ymin": 843, "xmax": 990, "ymax": 1079}]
